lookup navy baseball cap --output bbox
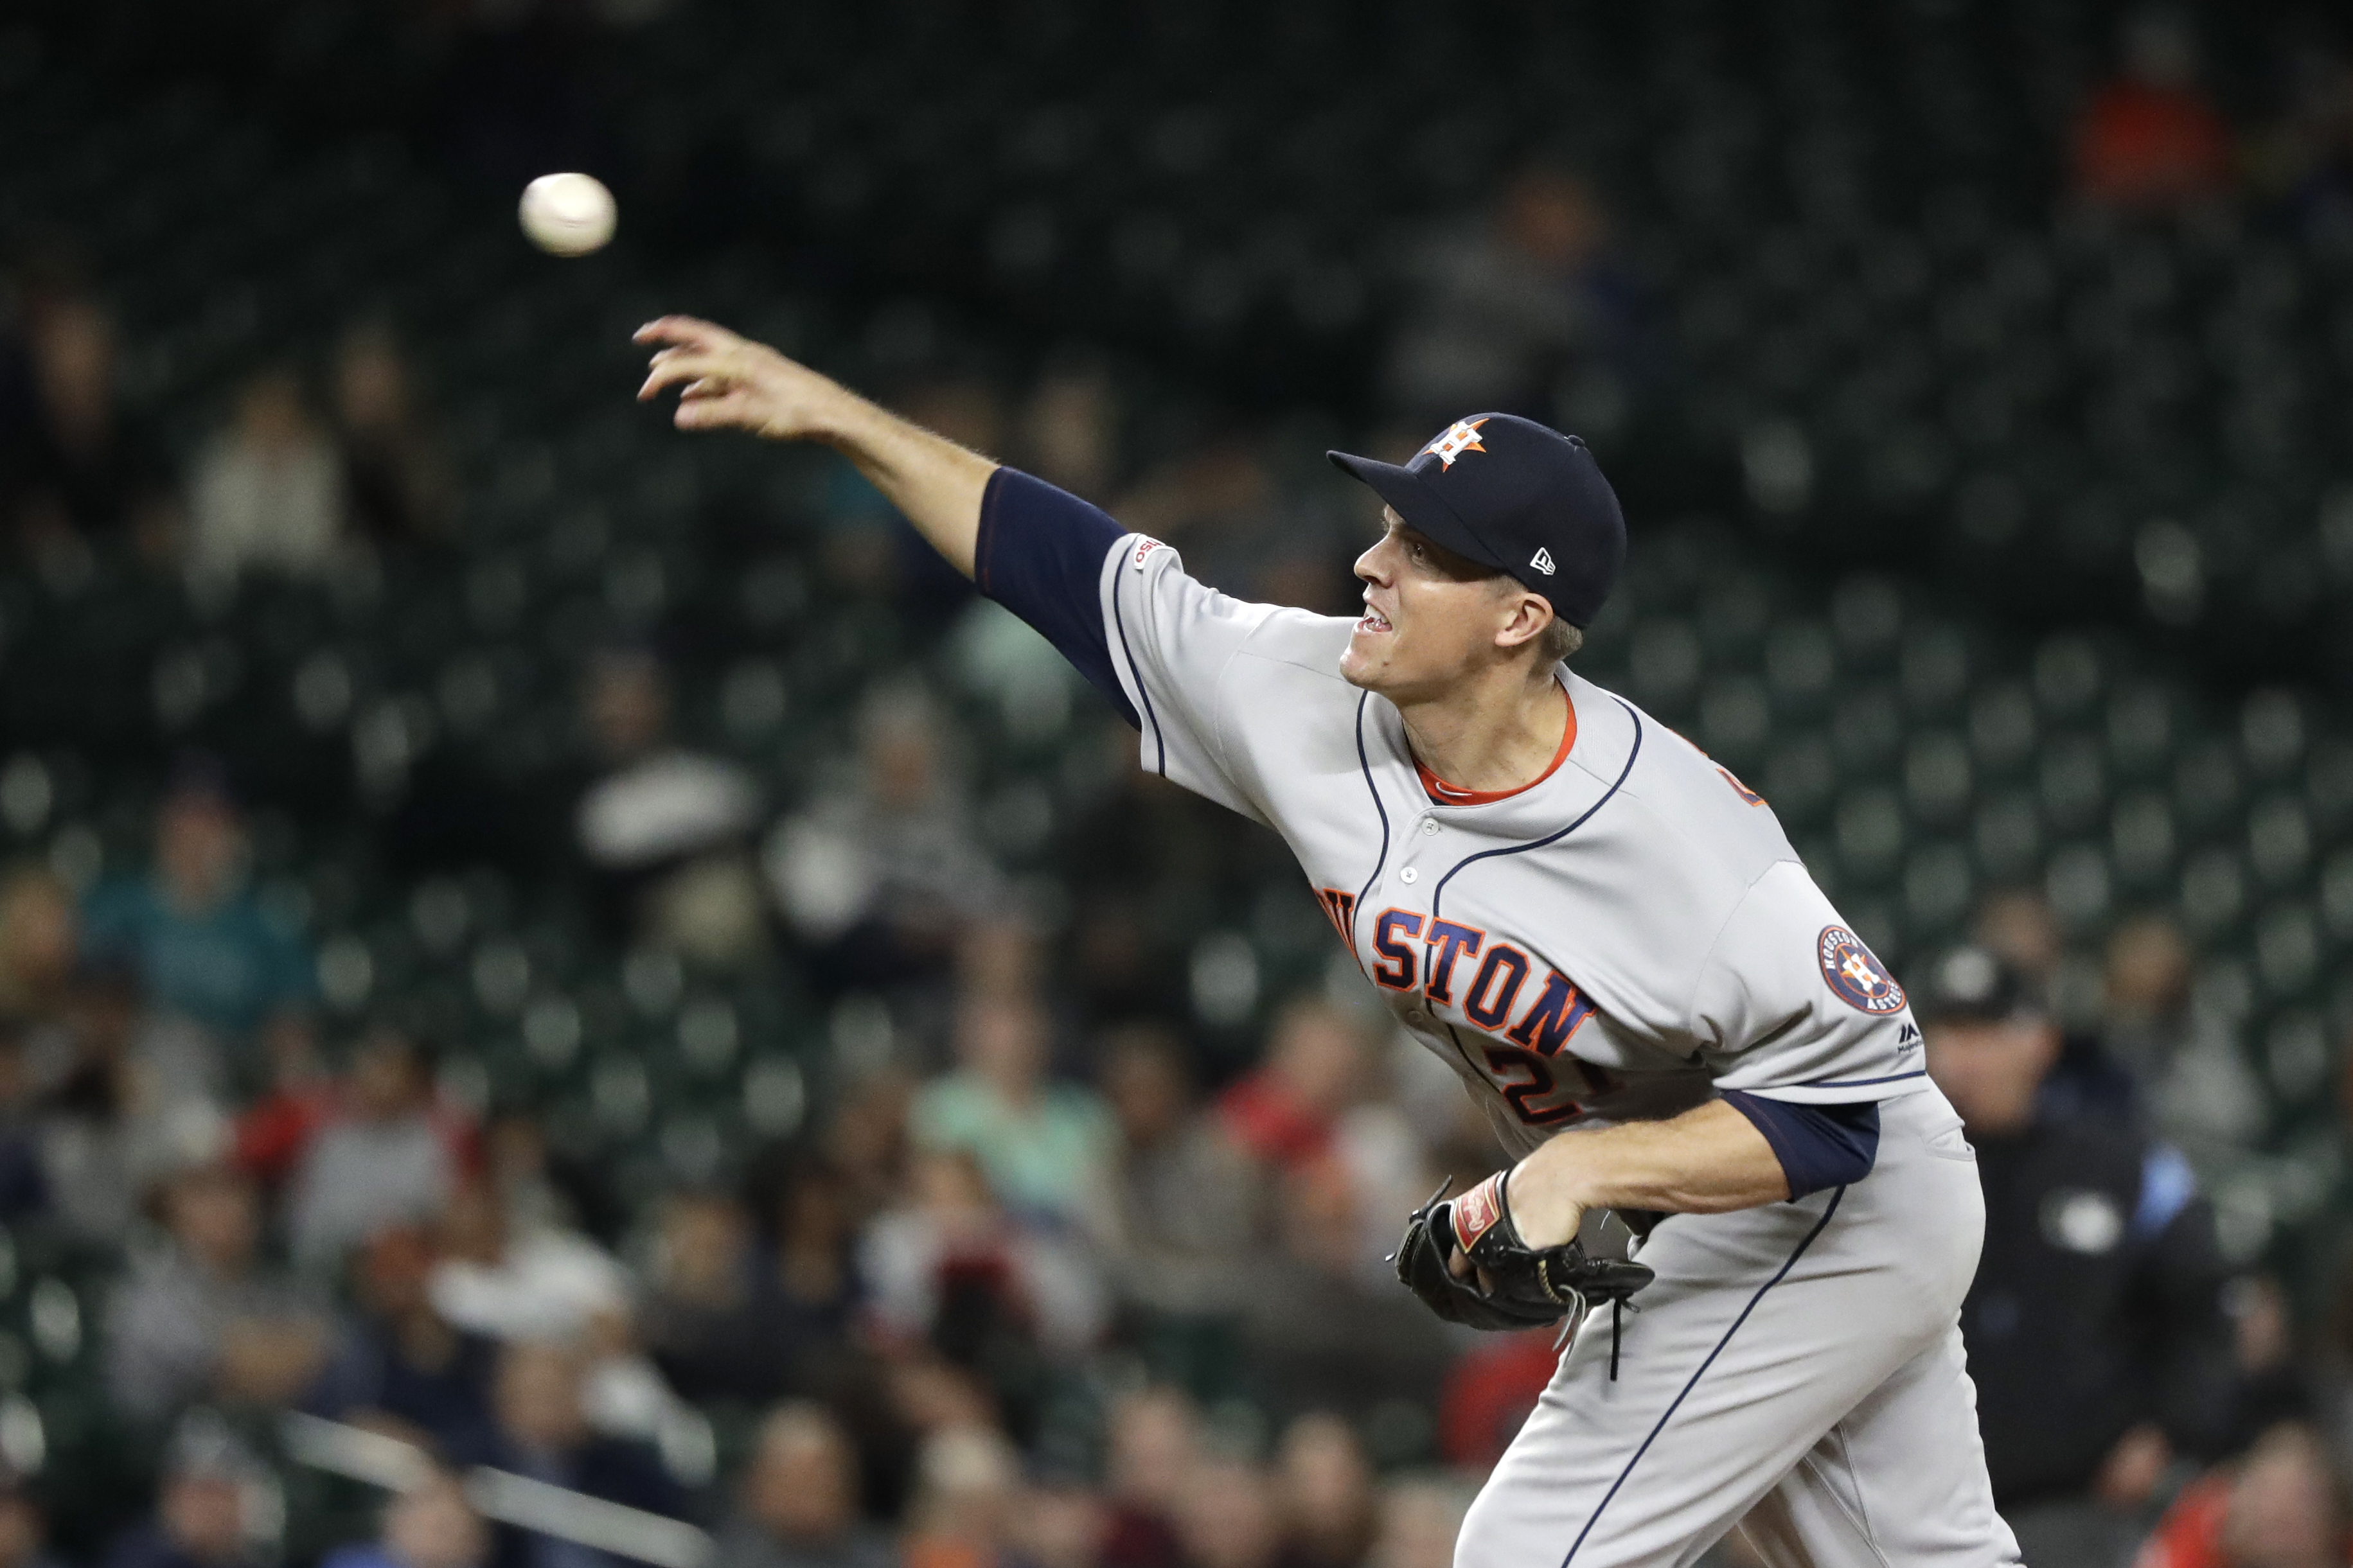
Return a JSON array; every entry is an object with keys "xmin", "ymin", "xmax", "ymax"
[{"xmin": 1327, "ymin": 414, "xmax": 1627, "ymax": 628}]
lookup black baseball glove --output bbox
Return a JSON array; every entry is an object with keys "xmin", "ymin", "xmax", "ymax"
[{"xmin": 1392, "ymin": 1171, "xmax": 1655, "ymax": 1334}]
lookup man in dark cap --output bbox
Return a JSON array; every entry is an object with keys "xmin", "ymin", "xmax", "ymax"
[
  {"xmin": 635, "ymin": 318, "xmax": 2014, "ymax": 1566},
  {"xmin": 1922, "ymin": 946, "xmax": 2241, "ymax": 1568},
  {"xmin": 79, "ymin": 757, "xmax": 314, "ymax": 1048}
]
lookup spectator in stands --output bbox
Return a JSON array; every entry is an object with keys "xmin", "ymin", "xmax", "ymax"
[
  {"xmin": 761, "ymin": 1155, "xmax": 865, "ymax": 1389},
  {"xmin": 286, "ymin": 1026, "xmax": 468, "ymax": 1274},
  {"xmin": 486, "ymin": 1339, "xmax": 687, "ymax": 1568},
  {"xmin": 0, "ymin": 863, "xmax": 78, "ymax": 1024},
  {"xmin": 2102, "ymin": 915, "xmax": 2264, "ymax": 1170},
  {"xmin": 481, "ymin": 1110, "xmax": 613, "ymax": 1243},
  {"xmin": 574, "ymin": 648, "xmax": 765, "ymax": 966},
  {"xmin": 426, "ymin": 1178, "xmax": 685, "ymax": 1447},
  {"xmin": 826, "ymin": 1065, "xmax": 918, "ymax": 1222},
  {"xmin": 2015, "ymin": 911, "xmax": 2188, "ymax": 1126},
  {"xmin": 106, "ymin": 1161, "xmax": 329, "ymax": 1423},
  {"xmin": 0, "ymin": 1024, "xmax": 47, "ymax": 1221},
  {"xmin": 764, "ymin": 681, "xmax": 1003, "ymax": 994},
  {"xmin": 1113, "ymin": 437, "xmax": 1331, "ymax": 611},
  {"xmin": 909, "ymin": 989, "xmax": 1115, "ymax": 1228},
  {"xmin": 1006, "ymin": 1477, "xmax": 1106, "ymax": 1568},
  {"xmin": 1274, "ymin": 1414, "xmax": 1377, "ymax": 1568},
  {"xmin": 1096, "ymin": 1023, "xmax": 1262, "ymax": 1317},
  {"xmin": 231, "ymin": 1016, "xmax": 337, "ymax": 1195},
  {"xmin": 0, "ymin": 1470, "xmax": 55, "ymax": 1568},
  {"xmin": 187, "ymin": 364, "xmax": 347, "ymax": 582},
  {"xmin": 1017, "ymin": 359, "xmax": 1119, "ymax": 502},
  {"xmin": 1365, "ymin": 1478, "xmax": 1471, "ymax": 1568},
  {"xmin": 1173, "ymin": 1459, "xmax": 1281, "ymax": 1568},
  {"xmin": 2105, "ymin": 915, "xmax": 2194, "ymax": 1080},
  {"xmin": 321, "ymin": 1470, "xmax": 489, "ymax": 1568},
  {"xmin": 2226, "ymin": 1273, "xmax": 2311, "ymax": 1443},
  {"xmin": 1056, "ymin": 739, "xmax": 1223, "ymax": 1023},
  {"xmin": 331, "ymin": 322, "xmax": 452, "ymax": 548},
  {"xmin": 1216, "ymin": 998, "xmax": 1367, "ymax": 1177},
  {"xmin": 2070, "ymin": 8, "xmax": 2235, "ymax": 214},
  {"xmin": 712, "ymin": 1404, "xmax": 896, "ymax": 1568},
  {"xmin": 639, "ymin": 1187, "xmax": 791, "ymax": 1406},
  {"xmin": 306, "ymin": 1225, "xmax": 502, "ymax": 1468},
  {"xmin": 1097, "ymin": 1387, "xmax": 1196, "ymax": 1568},
  {"xmin": 2135, "ymin": 1422, "xmax": 2343, "ymax": 1568},
  {"xmin": 859, "ymin": 1148, "xmax": 1106, "ymax": 1362},
  {"xmin": 102, "ymin": 1424, "xmax": 270, "ymax": 1568},
  {"xmin": 899, "ymin": 1424, "xmax": 1023, "ymax": 1568},
  {"xmin": 1235, "ymin": 1155, "xmax": 1451, "ymax": 1425},
  {"xmin": 40, "ymin": 960, "xmax": 220, "ymax": 1240},
  {"xmin": 429, "ymin": 1177, "xmax": 632, "ymax": 1346},
  {"xmin": 10, "ymin": 292, "xmax": 177, "ymax": 561},
  {"xmin": 2248, "ymin": 38, "xmax": 2353, "ymax": 231},
  {"xmin": 1922, "ymin": 946, "xmax": 2241, "ymax": 1568},
  {"xmin": 1437, "ymin": 1326, "xmax": 1558, "ymax": 1473},
  {"xmin": 1971, "ymin": 886, "xmax": 2062, "ymax": 989},
  {"xmin": 80, "ymin": 762, "xmax": 315, "ymax": 1047},
  {"xmin": 1382, "ymin": 163, "xmax": 1646, "ymax": 428}
]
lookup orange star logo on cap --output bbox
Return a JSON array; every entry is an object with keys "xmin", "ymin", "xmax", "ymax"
[{"xmin": 1423, "ymin": 418, "xmax": 1491, "ymax": 468}]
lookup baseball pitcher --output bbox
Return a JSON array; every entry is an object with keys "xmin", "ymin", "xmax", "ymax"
[{"xmin": 637, "ymin": 315, "xmax": 2020, "ymax": 1568}]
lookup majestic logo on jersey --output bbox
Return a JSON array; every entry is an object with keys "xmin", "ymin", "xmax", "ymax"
[
  {"xmin": 1130, "ymin": 538, "xmax": 1164, "ymax": 571},
  {"xmin": 1818, "ymin": 926, "xmax": 1906, "ymax": 1015},
  {"xmin": 1529, "ymin": 547, "xmax": 1556, "ymax": 576},
  {"xmin": 1423, "ymin": 418, "xmax": 1490, "ymax": 468}
]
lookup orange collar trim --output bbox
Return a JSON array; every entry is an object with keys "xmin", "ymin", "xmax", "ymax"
[{"xmin": 1415, "ymin": 683, "xmax": 1577, "ymax": 806}]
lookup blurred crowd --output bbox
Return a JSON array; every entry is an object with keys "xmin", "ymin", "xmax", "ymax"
[
  {"xmin": 12, "ymin": 682, "xmax": 2353, "ymax": 1568},
  {"xmin": 3, "ymin": 243, "xmax": 452, "ymax": 595},
  {"xmin": 1, "ymin": 310, "xmax": 2350, "ymax": 1568},
  {"xmin": 0, "ymin": 744, "xmax": 1520, "ymax": 1568}
]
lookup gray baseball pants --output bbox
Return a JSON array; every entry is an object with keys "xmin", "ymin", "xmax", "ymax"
[{"xmin": 1456, "ymin": 1087, "xmax": 2023, "ymax": 1568}]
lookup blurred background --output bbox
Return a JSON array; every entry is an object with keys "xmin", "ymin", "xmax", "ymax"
[{"xmin": 1, "ymin": 1, "xmax": 2352, "ymax": 1565}]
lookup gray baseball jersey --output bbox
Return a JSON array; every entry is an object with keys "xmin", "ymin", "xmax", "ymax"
[
  {"xmin": 1076, "ymin": 529, "xmax": 2018, "ymax": 1568},
  {"xmin": 1097, "ymin": 533, "xmax": 1924, "ymax": 1156}
]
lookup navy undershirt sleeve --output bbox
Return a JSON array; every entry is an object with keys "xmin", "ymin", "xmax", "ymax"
[
  {"xmin": 973, "ymin": 467, "xmax": 1139, "ymax": 729},
  {"xmin": 1722, "ymin": 1091, "xmax": 1881, "ymax": 1198}
]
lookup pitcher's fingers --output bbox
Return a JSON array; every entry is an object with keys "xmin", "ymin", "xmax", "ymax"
[
  {"xmin": 632, "ymin": 315, "xmax": 736, "ymax": 351},
  {"xmin": 645, "ymin": 342, "xmax": 716, "ymax": 369},
  {"xmin": 673, "ymin": 389, "xmax": 757, "ymax": 429},
  {"xmin": 637, "ymin": 351, "xmax": 729, "ymax": 400},
  {"xmin": 643, "ymin": 343, "xmax": 729, "ymax": 377}
]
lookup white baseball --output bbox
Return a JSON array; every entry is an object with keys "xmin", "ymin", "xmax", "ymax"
[{"xmin": 519, "ymin": 173, "xmax": 617, "ymax": 257}]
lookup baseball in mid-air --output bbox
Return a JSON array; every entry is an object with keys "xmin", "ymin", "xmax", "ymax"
[{"xmin": 519, "ymin": 173, "xmax": 616, "ymax": 256}]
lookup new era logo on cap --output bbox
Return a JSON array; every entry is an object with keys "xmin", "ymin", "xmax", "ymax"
[{"xmin": 1530, "ymin": 548, "xmax": 1556, "ymax": 576}]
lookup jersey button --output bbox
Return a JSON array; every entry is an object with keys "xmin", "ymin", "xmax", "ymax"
[
  {"xmin": 1399, "ymin": 867, "xmax": 1419, "ymax": 884},
  {"xmin": 1407, "ymin": 1009, "xmax": 1428, "ymax": 1024},
  {"xmin": 1421, "ymin": 820, "xmax": 1439, "ymax": 836}
]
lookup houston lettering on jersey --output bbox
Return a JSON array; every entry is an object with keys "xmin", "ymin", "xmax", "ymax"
[{"xmin": 1338, "ymin": 890, "xmax": 1606, "ymax": 1125}]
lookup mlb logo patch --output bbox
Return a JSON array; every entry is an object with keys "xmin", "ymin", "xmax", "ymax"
[
  {"xmin": 1450, "ymin": 1173, "xmax": 1508, "ymax": 1250},
  {"xmin": 1818, "ymin": 926, "xmax": 1906, "ymax": 1015}
]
